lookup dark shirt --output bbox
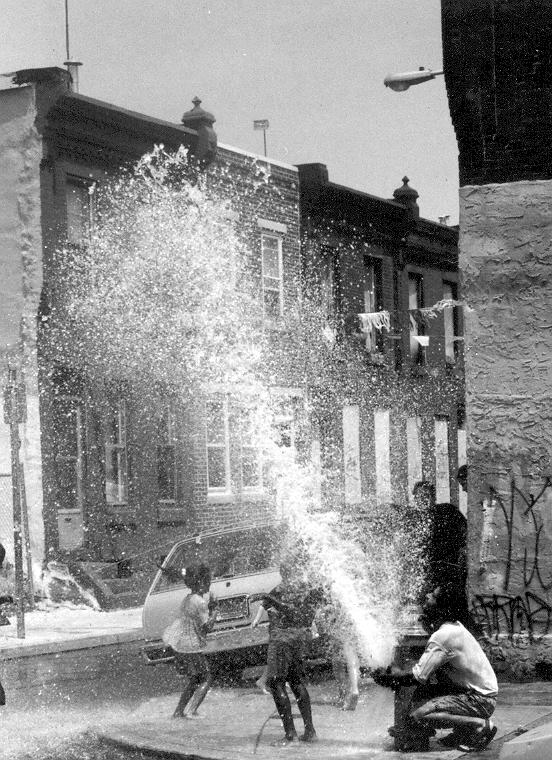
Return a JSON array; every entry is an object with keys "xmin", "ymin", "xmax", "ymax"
[
  {"xmin": 263, "ymin": 583, "xmax": 323, "ymax": 635},
  {"xmin": 426, "ymin": 502, "xmax": 467, "ymax": 591}
]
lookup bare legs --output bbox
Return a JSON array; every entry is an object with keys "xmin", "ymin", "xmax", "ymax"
[
  {"xmin": 267, "ymin": 676, "xmax": 317, "ymax": 744},
  {"xmin": 173, "ymin": 674, "xmax": 212, "ymax": 718},
  {"xmin": 332, "ymin": 641, "xmax": 360, "ymax": 710}
]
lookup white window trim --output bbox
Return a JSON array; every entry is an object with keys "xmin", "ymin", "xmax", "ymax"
[
  {"xmin": 206, "ymin": 398, "xmax": 231, "ymax": 497},
  {"xmin": 261, "ymin": 233, "xmax": 284, "ymax": 319},
  {"xmin": 257, "ymin": 218, "xmax": 288, "ymax": 234}
]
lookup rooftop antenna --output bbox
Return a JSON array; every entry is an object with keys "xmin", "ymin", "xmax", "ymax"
[{"xmin": 63, "ymin": 0, "xmax": 82, "ymax": 92}]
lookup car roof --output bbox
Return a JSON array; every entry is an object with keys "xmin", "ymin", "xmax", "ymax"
[{"xmin": 168, "ymin": 518, "xmax": 283, "ymax": 552}]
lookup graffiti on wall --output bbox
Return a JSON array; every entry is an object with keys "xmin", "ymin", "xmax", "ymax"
[{"xmin": 471, "ymin": 476, "xmax": 552, "ymax": 637}]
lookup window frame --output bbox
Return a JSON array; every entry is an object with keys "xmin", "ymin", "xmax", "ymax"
[
  {"xmin": 239, "ymin": 406, "xmax": 264, "ymax": 494},
  {"xmin": 205, "ymin": 398, "xmax": 231, "ymax": 496},
  {"xmin": 157, "ymin": 401, "xmax": 178, "ymax": 503},
  {"xmin": 65, "ymin": 175, "xmax": 95, "ymax": 246},
  {"xmin": 408, "ymin": 271, "xmax": 425, "ymax": 362},
  {"xmin": 443, "ymin": 279, "xmax": 460, "ymax": 364},
  {"xmin": 363, "ymin": 255, "xmax": 384, "ymax": 353},
  {"xmin": 105, "ymin": 397, "xmax": 129, "ymax": 506},
  {"xmin": 261, "ymin": 233, "xmax": 284, "ymax": 319}
]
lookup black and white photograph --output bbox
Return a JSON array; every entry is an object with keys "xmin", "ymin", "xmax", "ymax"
[{"xmin": 1, "ymin": 1, "xmax": 552, "ymax": 758}]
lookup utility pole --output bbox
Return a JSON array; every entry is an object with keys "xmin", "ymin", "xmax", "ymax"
[{"xmin": 3, "ymin": 367, "xmax": 27, "ymax": 637}]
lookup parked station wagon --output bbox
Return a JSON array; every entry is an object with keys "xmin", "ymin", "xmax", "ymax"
[{"xmin": 142, "ymin": 521, "xmax": 282, "ymax": 665}]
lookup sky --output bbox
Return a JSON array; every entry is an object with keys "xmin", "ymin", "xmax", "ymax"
[{"xmin": 1, "ymin": 0, "xmax": 459, "ymax": 224}]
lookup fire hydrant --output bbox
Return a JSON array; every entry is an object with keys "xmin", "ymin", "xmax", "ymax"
[{"xmin": 391, "ymin": 627, "xmax": 428, "ymax": 751}]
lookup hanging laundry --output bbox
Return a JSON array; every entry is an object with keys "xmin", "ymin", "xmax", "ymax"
[{"xmin": 358, "ymin": 311, "xmax": 391, "ymax": 333}]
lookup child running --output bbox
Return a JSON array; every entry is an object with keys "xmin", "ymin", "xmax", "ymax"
[{"xmin": 166, "ymin": 564, "xmax": 218, "ymax": 719}]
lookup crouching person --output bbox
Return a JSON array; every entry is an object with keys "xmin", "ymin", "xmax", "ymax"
[
  {"xmin": 373, "ymin": 585, "xmax": 498, "ymax": 753},
  {"xmin": 163, "ymin": 564, "xmax": 218, "ymax": 719}
]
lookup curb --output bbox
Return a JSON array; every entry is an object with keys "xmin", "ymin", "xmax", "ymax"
[
  {"xmin": 456, "ymin": 710, "xmax": 552, "ymax": 759},
  {"xmin": 0, "ymin": 630, "xmax": 144, "ymax": 660}
]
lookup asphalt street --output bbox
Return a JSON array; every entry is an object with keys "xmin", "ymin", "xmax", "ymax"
[{"xmin": 1, "ymin": 640, "xmax": 187, "ymax": 758}]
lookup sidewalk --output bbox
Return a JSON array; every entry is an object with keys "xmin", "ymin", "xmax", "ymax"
[
  {"xmin": 0, "ymin": 603, "xmax": 143, "ymax": 659},
  {"xmin": 98, "ymin": 681, "xmax": 552, "ymax": 760}
]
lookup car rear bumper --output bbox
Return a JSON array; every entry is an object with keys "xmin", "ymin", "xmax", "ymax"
[{"xmin": 142, "ymin": 624, "xmax": 271, "ymax": 665}]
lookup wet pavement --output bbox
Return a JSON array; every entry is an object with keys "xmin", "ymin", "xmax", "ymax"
[
  {"xmin": 2, "ymin": 640, "xmax": 552, "ymax": 760},
  {"xmin": 99, "ymin": 680, "xmax": 552, "ymax": 760},
  {"xmin": 2, "ymin": 608, "xmax": 552, "ymax": 759},
  {"xmin": 1, "ymin": 639, "xmax": 183, "ymax": 759}
]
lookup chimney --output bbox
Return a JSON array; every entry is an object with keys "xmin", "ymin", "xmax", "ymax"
[
  {"xmin": 393, "ymin": 176, "xmax": 420, "ymax": 218},
  {"xmin": 64, "ymin": 60, "xmax": 83, "ymax": 93},
  {"xmin": 181, "ymin": 97, "xmax": 217, "ymax": 164},
  {"xmin": 296, "ymin": 163, "xmax": 329, "ymax": 185}
]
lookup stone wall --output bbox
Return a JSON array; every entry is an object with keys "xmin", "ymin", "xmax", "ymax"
[
  {"xmin": 460, "ymin": 180, "xmax": 552, "ymax": 675},
  {"xmin": 0, "ymin": 83, "xmax": 45, "ymax": 575}
]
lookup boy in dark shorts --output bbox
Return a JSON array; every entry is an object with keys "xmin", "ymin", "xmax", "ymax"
[
  {"xmin": 262, "ymin": 556, "xmax": 323, "ymax": 746},
  {"xmin": 169, "ymin": 564, "xmax": 218, "ymax": 719},
  {"xmin": 373, "ymin": 584, "xmax": 498, "ymax": 753}
]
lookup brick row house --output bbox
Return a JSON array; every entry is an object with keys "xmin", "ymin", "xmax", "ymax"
[
  {"xmin": 298, "ymin": 163, "xmax": 464, "ymax": 517},
  {"xmin": 0, "ymin": 67, "xmax": 305, "ymax": 605},
  {"xmin": 0, "ymin": 66, "xmax": 463, "ymax": 607}
]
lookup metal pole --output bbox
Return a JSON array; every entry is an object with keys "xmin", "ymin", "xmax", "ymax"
[
  {"xmin": 263, "ymin": 129, "xmax": 267, "ymax": 157},
  {"xmin": 9, "ymin": 417, "xmax": 24, "ymax": 637},
  {"xmin": 65, "ymin": 0, "xmax": 70, "ymax": 61},
  {"xmin": 19, "ymin": 464, "xmax": 35, "ymax": 609}
]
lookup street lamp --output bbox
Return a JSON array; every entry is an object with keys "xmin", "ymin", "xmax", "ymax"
[{"xmin": 384, "ymin": 67, "xmax": 444, "ymax": 92}]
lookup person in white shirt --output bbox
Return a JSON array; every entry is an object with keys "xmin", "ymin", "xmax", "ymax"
[
  {"xmin": 164, "ymin": 564, "xmax": 218, "ymax": 719},
  {"xmin": 373, "ymin": 585, "xmax": 498, "ymax": 753}
]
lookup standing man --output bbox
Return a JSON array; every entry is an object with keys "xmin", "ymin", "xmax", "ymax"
[
  {"xmin": 373, "ymin": 584, "xmax": 498, "ymax": 753},
  {"xmin": 262, "ymin": 554, "xmax": 322, "ymax": 746}
]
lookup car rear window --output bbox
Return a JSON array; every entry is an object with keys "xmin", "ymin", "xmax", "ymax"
[{"xmin": 153, "ymin": 525, "xmax": 280, "ymax": 592}]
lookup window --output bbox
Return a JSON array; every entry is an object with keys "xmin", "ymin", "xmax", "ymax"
[
  {"xmin": 408, "ymin": 272, "xmax": 425, "ymax": 361},
  {"xmin": 206, "ymin": 399, "xmax": 230, "ymax": 492},
  {"xmin": 261, "ymin": 233, "xmax": 283, "ymax": 318},
  {"xmin": 443, "ymin": 280, "xmax": 459, "ymax": 363},
  {"xmin": 320, "ymin": 250, "xmax": 338, "ymax": 320},
  {"xmin": 240, "ymin": 408, "xmax": 263, "ymax": 491},
  {"xmin": 157, "ymin": 403, "xmax": 177, "ymax": 502},
  {"xmin": 52, "ymin": 367, "xmax": 84, "ymax": 513},
  {"xmin": 363, "ymin": 256, "xmax": 384, "ymax": 352},
  {"xmin": 105, "ymin": 399, "xmax": 128, "ymax": 504},
  {"xmin": 272, "ymin": 398, "xmax": 297, "ymax": 453},
  {"xmin": 66, "ymin": 177, "xmax": 94, "ymax": 245}
]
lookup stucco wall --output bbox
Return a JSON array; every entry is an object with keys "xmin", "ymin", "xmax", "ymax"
[
  {"xmin": 0, "ymin": 84, "xmax": 45, "ymax": 573},
  {"xmin": 460, "ymin": 180, "xmax": 552, "ymax": 673}
]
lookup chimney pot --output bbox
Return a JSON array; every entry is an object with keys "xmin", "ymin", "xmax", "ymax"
[
  {"xmin": 393, "ymin": 176, "xmax": 420, "ymax": 218},
  {"xmin": 181, "ymin": 97, "xmax": 217, "ymax": 164}
]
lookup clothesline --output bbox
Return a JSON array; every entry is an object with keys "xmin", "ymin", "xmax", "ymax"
[{"xmin": 359, "ymin": 299, "xmax": 463, "ymax": 334}]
